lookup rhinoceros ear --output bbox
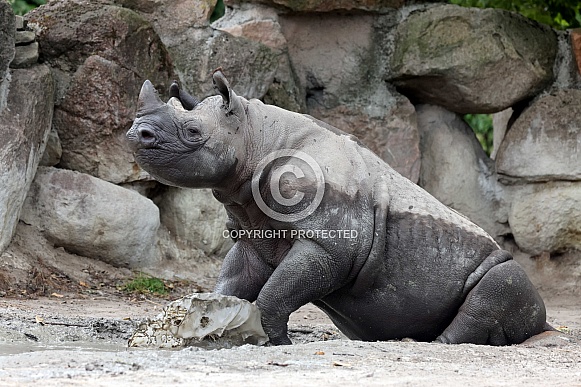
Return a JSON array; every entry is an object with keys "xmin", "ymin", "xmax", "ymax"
[
  {"xmin": 212, "ymin": 69, "xmax": 242, "ymax": 115},
  {"xmin": 137, "ymin": 80, "xmax": 164, "ymax": 116}
]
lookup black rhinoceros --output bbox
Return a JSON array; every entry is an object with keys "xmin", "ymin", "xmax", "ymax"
[{"xmin": 126, "ymin": 70, "xmax": 549, "ymax": 346}]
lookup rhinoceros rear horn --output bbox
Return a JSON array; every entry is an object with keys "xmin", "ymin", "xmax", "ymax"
[
  {"xmin": 169, "ymin": 81, "xmax": 199, "ymax": 111},
  {"xmin": 137, "ymin": 80, "xmax": 164, "ymax": 116}
]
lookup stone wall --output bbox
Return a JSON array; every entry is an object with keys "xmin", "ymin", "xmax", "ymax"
[{"xmin": 0, "ymin": 0, "xmax": 580, "ymax": 293}]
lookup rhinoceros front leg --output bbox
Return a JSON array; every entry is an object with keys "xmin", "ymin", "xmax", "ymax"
[
  {"xmin": 256, "ymin": 239, "xmax": 350, "ymax": 345},
  {"xmin": 214, "ymin": 240, "xmax": 273, "ymax": 302}
]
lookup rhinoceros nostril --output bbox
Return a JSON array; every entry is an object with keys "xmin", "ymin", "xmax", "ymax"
[{"xmin": 138, "ymin": 127, "xmax": 156, "ymax": 144}]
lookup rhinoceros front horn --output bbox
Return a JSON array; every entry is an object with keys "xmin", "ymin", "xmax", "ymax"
[{"xmin": 137, "ymin": 80, "xmax": 164, "ymax": 115}]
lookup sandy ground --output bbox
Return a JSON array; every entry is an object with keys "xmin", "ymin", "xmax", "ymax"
[
  {"xmin": 2, "ymin": 222, "xmax": 580, "ymax": 385},
  {"xmin": 0, "ymin": 294, "xmax": 580, "ymax": 386}
]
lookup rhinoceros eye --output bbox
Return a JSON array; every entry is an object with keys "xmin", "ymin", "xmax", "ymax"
[{"xmin": 179, "ymin": 122, "xmax": 204, "ymax": 147}]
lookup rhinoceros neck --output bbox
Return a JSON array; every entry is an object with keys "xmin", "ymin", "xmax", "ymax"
[
  {"xmin": 213, "ymin": 100, "xmax": 325, "ymax": 205},
  {"xmin": 244, "ymin": 101, "xmax": 320, "ymax": 159}
]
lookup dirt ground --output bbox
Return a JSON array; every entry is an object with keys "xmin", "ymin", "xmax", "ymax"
[
  {"xmin": 1, "ymin": 224, "xmax": 580, "ymax": 386},
  {"xmin": 0, "ymin": 289, "xmax": 580, "ymax": 386}
]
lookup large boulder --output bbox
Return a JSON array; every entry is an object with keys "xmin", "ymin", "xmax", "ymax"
[
  {"xmin": 27, "ymin": 0, "xmax": 174, "ymax": 184},
  {"xmin": 157, "ymin": 188, "xmax": 232, "ymax": 257},
  {"xmin": 390, "ymin": 4, "xmax": 557, "ymax": 114},
  {"xmin": 51, "ymin": 55, "xmax": 155, "ymax": 183},
  {"xmin": 0, "ymin": 65, "xmax": 54, "ymax": 254},
  {"xmin": 20, "ymin": 167, "xmax": 161, "ymax": 268},
  {"xmin": 280, "ymin": 13, "xmax": 420, "ymax": 181},
  {"xmin": 117, "ymin": 0, "xmax": 215, "ymax": 35},
  {"xmin": 310, "ymin": 84, "xmax": 420, "ymax": 182},
  {"xmin": 416, "ymin": 104, "xmax": 508, "ymax": 239},
  {"xmin": 0, "ymin": 0, "xmax": 15, "ymax": 113},
  {"xmin": 281, "ymin": 13, "xmax": 375, "ymax": 112},
  {"xmin": 120, "ymin": 0, "xmax": 279, "ymax": 101},
  {"xmin": 213, "ymin": 4, "xmax": 287, "ymax": 50},
  {"xmin": 212, "ymin": 3, "xmax": 303, "ymax": 112},
  {"xmin": 496, "ymin": 89, "xmax": 581, "ymax": 182},
  {"xmin": 171, "ymin": 29, "xmax": 280, "ymax": 100},
  {"xmin": 11, "ymin": 41, "xmax": 39, "ymax": 68},
  {"xmin": 508, "ymin": 183, "xmax": 581, "ymax": 255},
  {"xmin": 224, "ymin": 0, "xmax": 407, "ymax": 12}
]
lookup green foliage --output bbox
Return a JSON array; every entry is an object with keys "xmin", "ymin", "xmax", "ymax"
[
  {"xmin": 464, "ymin": 114, "xmax": 494, "ymax": 156},
  {"xmin": 8, "ymin": 0, "xmax": 45, "ymax": 15},
  {"xmin": 122, "ymin": 273, "xmax": 167, "ymax": 295},
  {"xmin": 210, "ymin": 0, "xmax": 225, "ymax": 23},
  {"xmin": 449, "ymin": 0, "xmax": 581, "ymax": 29}
]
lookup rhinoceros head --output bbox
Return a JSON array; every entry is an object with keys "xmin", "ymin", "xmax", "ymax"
[{"xmin": 126, "ymin": 71, "xmax": 244, "ymax": 189}]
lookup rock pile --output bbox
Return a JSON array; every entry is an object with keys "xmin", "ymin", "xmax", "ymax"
[
  {"xmin": 0, "ymin": 0, "xmax": 580, "ymax": 292},
  {"xmin": 0, "ymin": 0, "xmax": 14, "ymax": 112},
  {"xmin": 0, "ymin": 3, "xmax": 53, "ymax": 256},
  {"xmin": 11, "ymin": 15, "xmax": 39, "ymax": 68}
]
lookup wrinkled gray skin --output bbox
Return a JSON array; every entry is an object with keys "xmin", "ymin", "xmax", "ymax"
[{"xmin": 126, "ymin": 71, "xmax": 548, "ymax": 346}]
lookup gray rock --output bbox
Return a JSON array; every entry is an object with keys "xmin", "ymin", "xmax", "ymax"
[
  {"xmin": 121, "ymin": 0, "xmax": 279, "ymax": 101},
  {"xmin": 0, "ymin": 65, "xmax": 54, "ymax": 254},
  {"xmin": 0, "ymin": 0, "xmax": 15, "ymax": 113},
  {"xmin": 225, "ymin": 0, "xmax": 408, "ymax": 12},
  {"xmin": 156, "ymin": 224, "xmax": 208, "ymax": 263},
  {"xmin": 157, "ymin": 188, "xmax": 232, "ymax": 257},
  {"xmin": 417, "ymin": 104, "xmax": 508, "ymax": 239},
  {"xmin": 39, "ymin": 127, "xmax": 62, "ymax": 167},
  {"xmin": 169, "ymin": 28, "xmax": 279, "ymax": 101},
  {"xmin": 212, "ymin": 4, "xmax": 302, "ymax": 111},
  {"xmin": 15, "ymin": 30, "xmax": 35, "ymax": 45},
  {"xmin": 281, "ymin": 13, "xmax": 374, "ymax": 111},
  {"xmin": 15, "ymin": 15, "xmax": 24, "ymax": 30},
  {"xmin": 0, "ymin": 70, "xmax": 9, "ymax": 114},
  {"xmin": 263, "ymin": 54, "xmax": 305, "ymax": 113},
  {"xmin": 51, "ymin": 55, "xmax": 155, "ymax": 183},
  {"xmin": 508, "ymin": 183, "xmax": 581, "ymax": 255},
  {"xmin": 496, "ymin": 89, "xmax": 581, "ymax": 182},
  {"xmin": 310, "ymin": 84, "xmax": 420, "ymax": 183},
  {"xmin": 390, "ymin": 4, "xmax": 557, "ymax": 114},
  {"xmin": 27, "ymin": 0, "xmax": 174, "ymax": 184},
  {"xmin": 212, "ymin": 4, "xmax": 286, "ymax": 50},
  {"xmin": 281, "ymin": 13, "xmax": 420, "ymax": 181},
  {"xmin": 27, "ymin": 0, "xmax": 173, "ymax": 73},
  {"xmin": 20, "ymin": 167, "xmax": 161, "ymax": 268},
  {"xmin": 117, "ymin": 0, "xmax": 214, "ymax": 35},
  {"xmin": 552, "ymin": 30, "xmax": 581, "ymax": 91},
  {"xmin": 491, "ymin": 108, "xmax": 513, "ymax": 160},
  {"xmin": 10, "ymin": 42, "xmax": 39, "ymax": 68}
]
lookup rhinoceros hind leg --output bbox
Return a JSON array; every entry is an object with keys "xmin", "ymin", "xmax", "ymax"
[{"xmin": 436, "ymin": 260, "xmax": 546, "ymax": 346}]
